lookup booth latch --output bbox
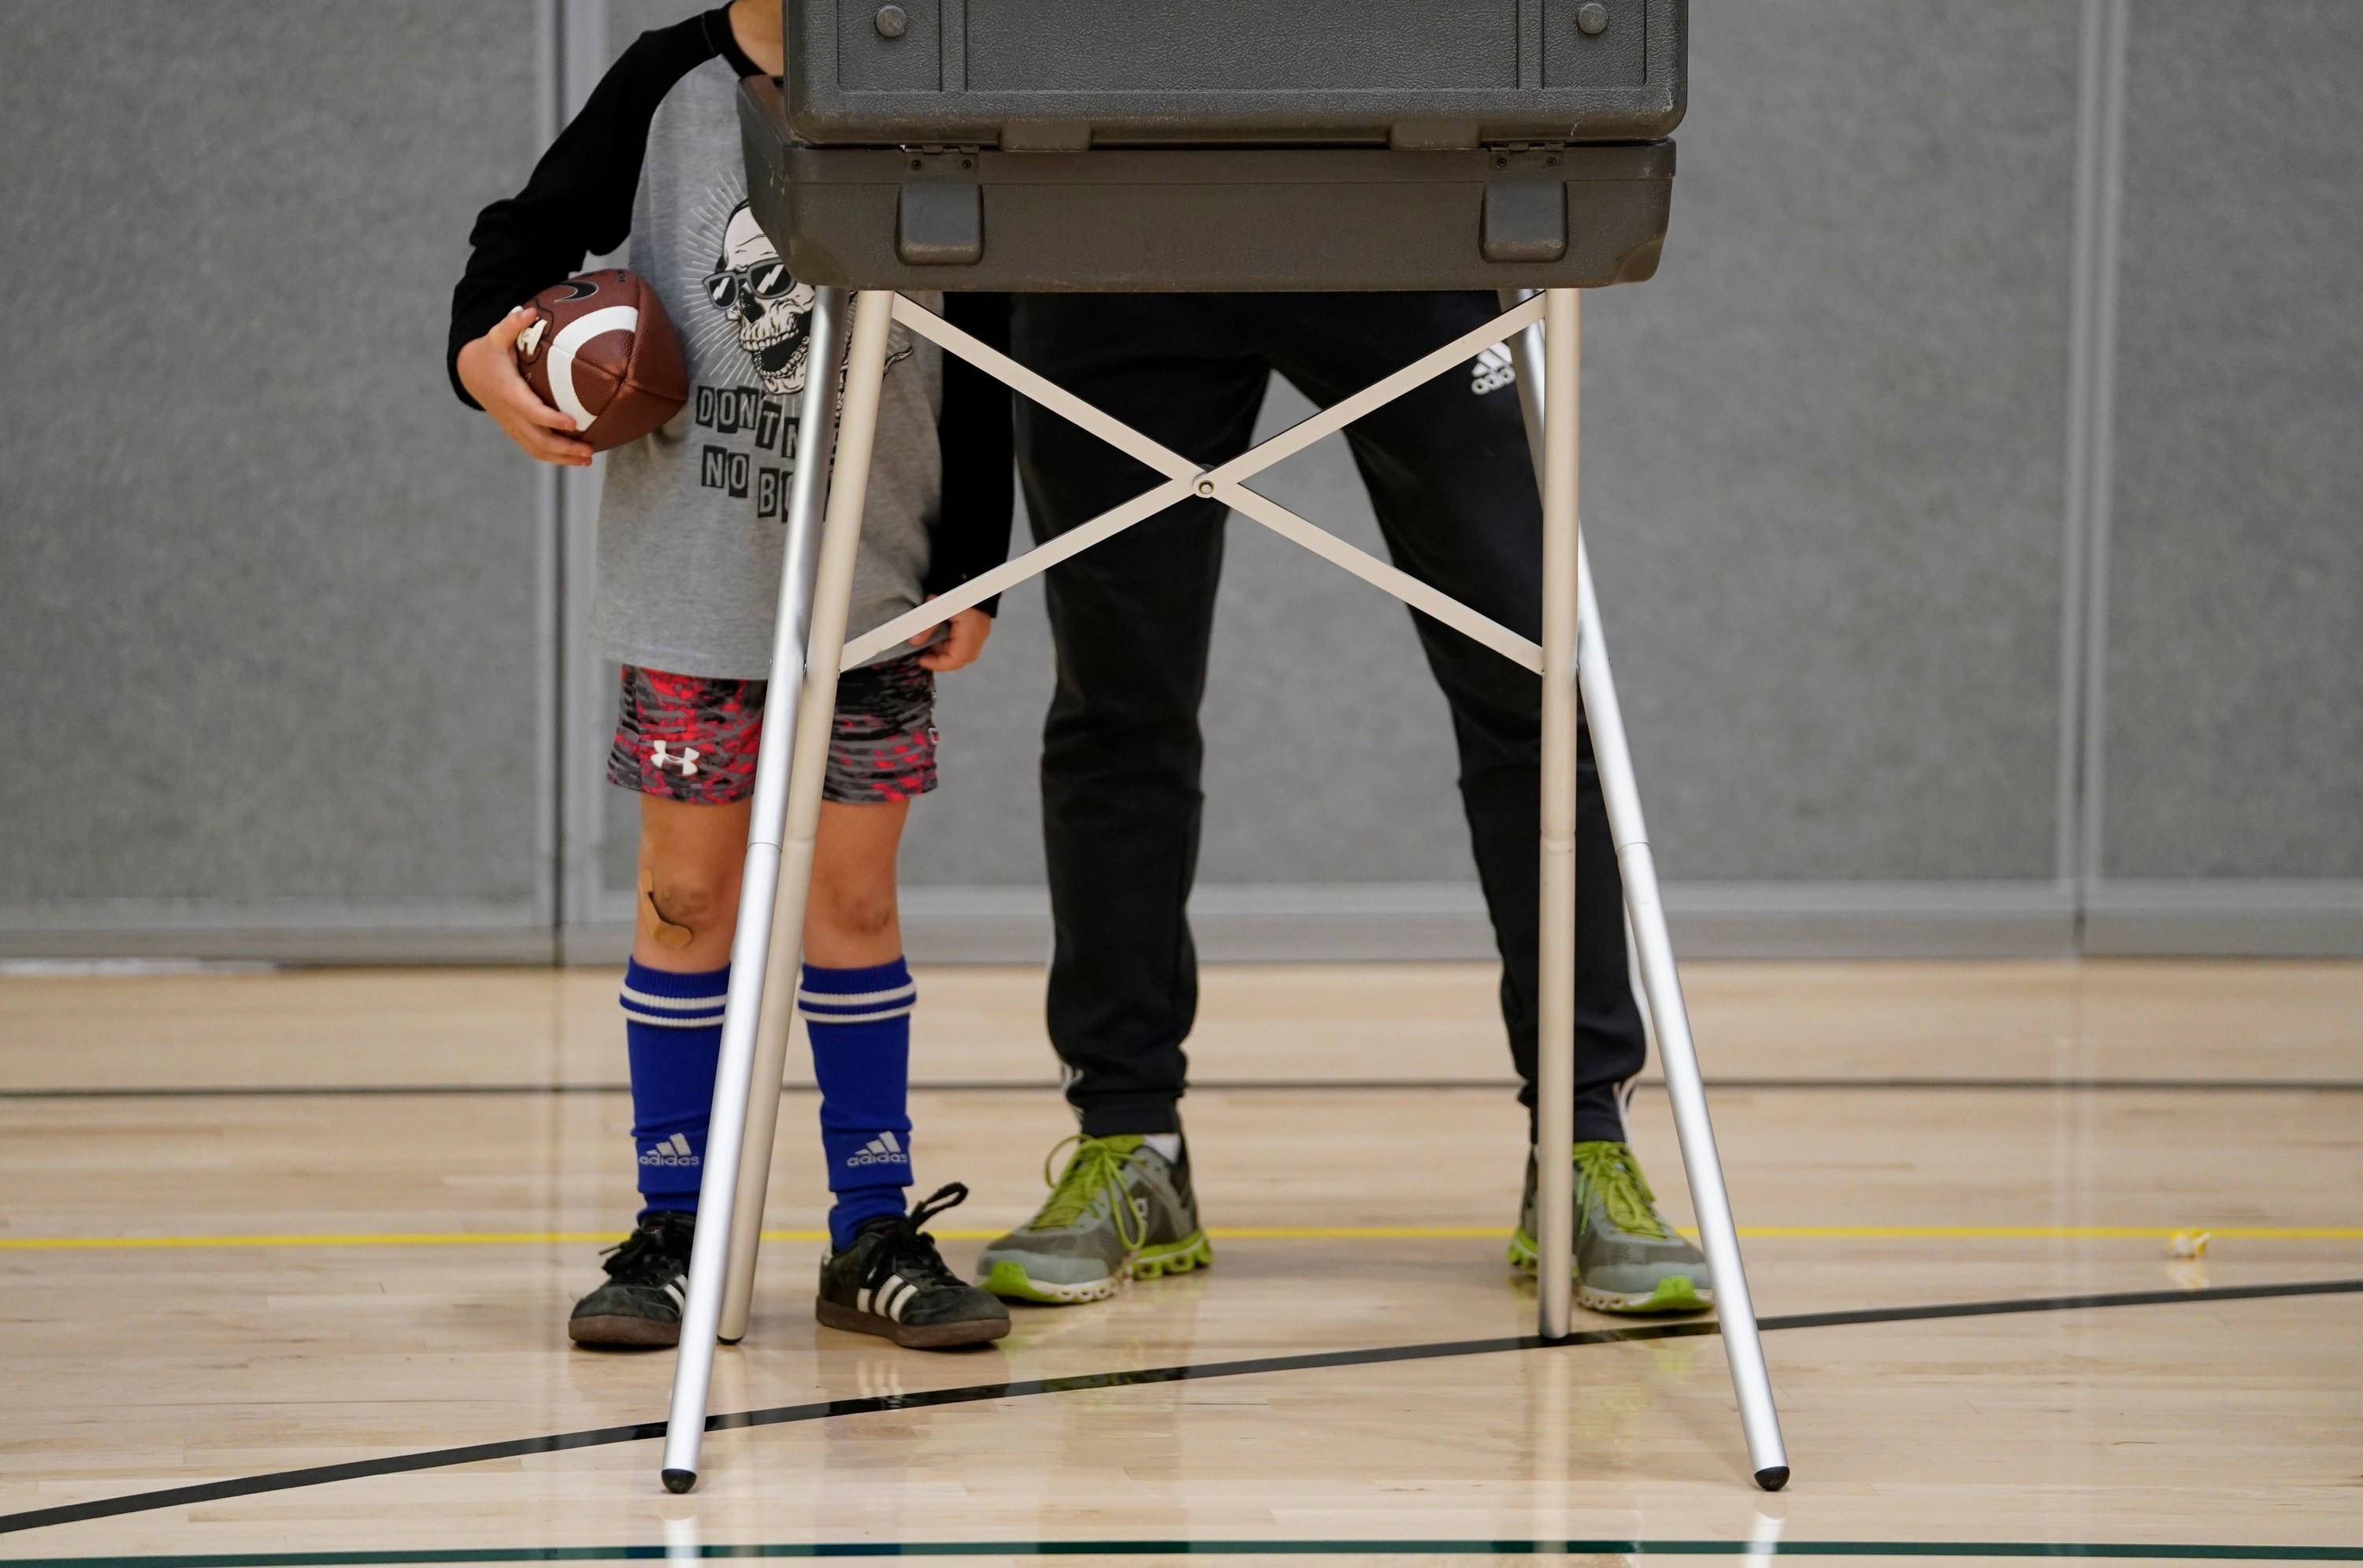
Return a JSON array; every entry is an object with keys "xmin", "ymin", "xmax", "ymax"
[
  {"xmin": 896, "ymin": 147, "xmax": 985, "ymax": 267},
  {"xmin": 1482, "ymin": 146, "xmax": 1570, "ymax": 264}
]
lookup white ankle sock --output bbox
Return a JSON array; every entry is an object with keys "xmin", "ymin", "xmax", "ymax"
[{"xmin": 1142, "ymin": 1132, "xmax": 1182, "ymax": 1162}]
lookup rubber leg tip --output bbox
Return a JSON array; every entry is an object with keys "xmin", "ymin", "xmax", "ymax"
[
  {"xmin": 717, "ymin": 1335, "xmax": 743, "ymax": 1346},
  {"xmin": 1753, "ymin": 1465, "xmax": 1790, "ymax": 1493},
  {"xmin": 661, "ymin": 1469, "xmax": 698, "ymax": 1495}
]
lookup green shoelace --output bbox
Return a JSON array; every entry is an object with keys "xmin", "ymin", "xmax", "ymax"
[
  {"xmin": 1027, "ymin": 1133, "xmax": 1148, "ymax": 1248},
  {"xmin": 1572, "ymin": 1140, "xmax": 1671, "ymax": 1239}
]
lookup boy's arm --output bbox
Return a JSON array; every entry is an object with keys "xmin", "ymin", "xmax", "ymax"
[
  {"xmin": 447, "ymin": 21, "xmax": 719, "ymax": 409},
  {"xmin": 925, "ymin": 292, "xmax": 1017, "ymax": 615}
]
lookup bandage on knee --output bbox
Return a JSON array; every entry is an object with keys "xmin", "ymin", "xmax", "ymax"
[{"xmin": 640, "ymin": 866, "xmax": 696, "ymax": 950}]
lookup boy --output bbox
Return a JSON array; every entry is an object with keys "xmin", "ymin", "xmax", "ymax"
[{"xmin": 448, "ymin": 1, "xmax": 1012, "ymax": 1351}]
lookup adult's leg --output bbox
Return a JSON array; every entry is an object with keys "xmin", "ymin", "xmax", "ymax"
[
  {"xmin": 1011, "ymin": 295, "xmax": 1269, "ymax": 1136},
  {"xmin": 1255, "ymin": 293, "xmax": 1645, "ymax": 1142}
]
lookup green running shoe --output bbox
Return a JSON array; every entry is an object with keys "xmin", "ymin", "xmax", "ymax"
[
  {"xmin": 976, "ymin": 1133, "xmax": 1211, "ymax": 1304},
  {"xmin": 1509, "ymin": 1140, "xmax": 1714, "ymax": 1314}
]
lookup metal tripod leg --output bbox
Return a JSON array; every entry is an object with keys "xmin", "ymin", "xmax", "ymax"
[
  {"xmin": 1503, "ymin": 292, "xmax": 1792, "ymax": 1492},
  {"xmin": 660, "ymin": 288, "xmax": 899, "ymax": 1495},
  {"xmin": 1534, "ymin": 287, "xmax": 1582, "ymax": 1343},
  {"xmin": 1580, "ymin": 549, "xmax": 1790, "ymax": 1492},
  {"xmin": 714, "ymin": 287, "xmax": 851, "ymax": 1347}
]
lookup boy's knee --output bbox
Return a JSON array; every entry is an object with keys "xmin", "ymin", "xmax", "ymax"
[
  {"xmin": 815, "ymin": 880, "xmax": 898, "ymax": 943},
  {"xmin": 644, "ymin": 865, "xmax": 733, "ymax": 936}
]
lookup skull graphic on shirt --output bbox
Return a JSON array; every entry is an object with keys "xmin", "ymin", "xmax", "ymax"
[{"xmin": 704, "ymin": 202, "xmax": 816, "ymax": 395}]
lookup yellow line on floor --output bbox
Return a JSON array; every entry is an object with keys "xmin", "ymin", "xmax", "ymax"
[
  {"xmin": 1732, "ymin": 1225, "xmax": 2363, "ymax": 1240},
  {"xmin": 2, "ymin": 1225, "xmax": 2358, "ymax": 1251}
]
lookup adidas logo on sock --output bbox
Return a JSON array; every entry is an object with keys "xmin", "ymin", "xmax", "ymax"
[
  {"xmin": 640, "ymin": 1132, "xmax": 699, "ymax": 1168},
  {"xmin": 844, "ymin": 1130, "xmax": 908, "ymax": 1169}
]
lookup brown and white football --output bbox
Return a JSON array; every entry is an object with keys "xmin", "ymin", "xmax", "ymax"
[{"xmin": 514, "ymin": 269, "xmax": 687, "ymax": 452}]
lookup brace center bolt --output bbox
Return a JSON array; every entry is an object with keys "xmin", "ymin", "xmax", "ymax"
[
  {"xmin": 875, "ymin": 5, "xmax": 907, "ymax": 38},
  {"xmin": 1195, "ymin": 479, "xmax": 1216, "ymax": 497},
  {"xmin": 1576, "ymin": 2, "xmax": 1610, "ymax": 35}
]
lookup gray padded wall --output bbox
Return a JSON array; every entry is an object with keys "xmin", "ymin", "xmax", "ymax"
[
  {"xmin": 2087, "ymin": 0, "xmax": 2363, "ymax": 950},
  {"xmin": 0, "ymin": 2, "xmax": 555, "ymax": 958},
  {"xmin": 1585, "ymin": 0, "xmax": 2079, "ymax": 884},
  {"xmin": 7, "ymin": 2, "xmax": 2355, "ymax": 962}
]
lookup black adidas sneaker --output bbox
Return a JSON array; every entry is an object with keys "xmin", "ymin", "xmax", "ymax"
[
  {"xmin": 568, "ymin": 1210, "xmax": 694, "ymax": 1348},
  {"xmin": 817, "ymin": 1184, "xmax": 1011, "ymax": 1350}
]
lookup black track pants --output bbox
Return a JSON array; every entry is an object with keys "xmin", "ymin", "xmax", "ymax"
[{"xmin": 1011, "ymin": 291, "xmax": 1646, "ymax": 1145}]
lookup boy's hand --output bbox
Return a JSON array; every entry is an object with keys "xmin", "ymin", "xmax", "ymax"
[
  {"xmin": 914, "ymin": 604, "xmax": 992, "ymax": 672},
  {"xmin": 456, "ymin": 306, "xmax": 595, "ymax": 468}
]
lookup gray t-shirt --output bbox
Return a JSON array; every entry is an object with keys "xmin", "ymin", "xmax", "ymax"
[
  {"xmin": 595, "ymin": 54, "xmax": 941, "ymax": 677},
  {"xmin": 451, "ymin": 12, "xmax": 1007, "ymax": 677}
]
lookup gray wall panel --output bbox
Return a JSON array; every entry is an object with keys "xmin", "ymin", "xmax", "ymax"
[
  {"xmin": 0, "ymin": 3, "xmax": 549, "ymax": 908},
  {"xmin": 612, "ymin": 1, "xmax": 706, "ymax": 54},
  {"xmin": 1582, "ymin": 0, "xmax": 2081, "ymax": 881},
  {"xmin": 931, "ymin": 2, "xmax": 2091, "ymax": 891},
  {"xmin": 2098, "ymin": 0, "xmax": 2363, "ymax": 878},
  {"xmin": 13, "ymin": 2, "xmax": 2338, "ymax": 958}
]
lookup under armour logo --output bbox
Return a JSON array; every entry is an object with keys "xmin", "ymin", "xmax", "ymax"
[{"xmin": 651, "ymin": 742, "xmax": 701, "ymax": 777}]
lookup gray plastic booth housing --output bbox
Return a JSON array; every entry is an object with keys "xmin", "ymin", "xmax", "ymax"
[
  {"xmin": 788, "ymin": 0, "xmax": 1684, "ymax": 150},
  {"xmin": 744, "ymin": 0, "xmax": 1683, "ymax": 291}
]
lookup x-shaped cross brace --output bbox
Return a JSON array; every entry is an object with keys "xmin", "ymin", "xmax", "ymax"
[{"xmin": 842, "ymin": 292, "xmax": 1548, "ymax": 673}]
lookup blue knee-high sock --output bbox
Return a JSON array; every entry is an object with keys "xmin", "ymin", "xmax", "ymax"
[
  {"xmin": 801, "ymin": 957, "xmax": 915, "ymax": 1251},
  {"xmin": 621, "ymin": 959, "xmax": 729, "ymax": 1221}
]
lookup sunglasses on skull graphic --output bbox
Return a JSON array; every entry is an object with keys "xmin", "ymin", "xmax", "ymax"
[{"xmin": 704, "ymin": 258, "xmax": 798, "ymax": 318}]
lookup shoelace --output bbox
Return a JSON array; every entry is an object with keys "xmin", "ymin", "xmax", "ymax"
[
  {"xmin": 1027, "ymin": 1134, "xmax": 1148, "ymax": 1251},
  {"xmin": 855, "ymin": 1182, "xmax": 970, "ymax": 1296},
  {"xmin": 1572, "ymin": 1140, "xmax": 1671, "ymax": 1240},
  {"xmin": 601, "ymin": 1214, "xmax": 694, "ymax": 1285}
]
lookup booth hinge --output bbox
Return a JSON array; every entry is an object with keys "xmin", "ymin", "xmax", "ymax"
[
  {"xmin": 899, "ymin": 144, "xmax": 984, "ymax": 177},
  {"xmin": 1484, "ymin": 141, "xmax": 1569, "ymax": 172}
]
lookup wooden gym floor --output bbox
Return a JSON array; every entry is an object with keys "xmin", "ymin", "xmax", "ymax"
[{"xmin": 2, "ymin": 959, "xmax": 2359, "ymax": 1566}]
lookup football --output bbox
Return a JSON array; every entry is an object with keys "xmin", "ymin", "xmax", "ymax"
[{"xmin": 514, "ymin": 269, "xmax": 688, "ymax": 451}]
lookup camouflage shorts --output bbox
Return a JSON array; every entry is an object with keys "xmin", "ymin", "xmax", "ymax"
[{"xmin": 607, "ymin": 655, "xmax": 938, "ymax": 806}]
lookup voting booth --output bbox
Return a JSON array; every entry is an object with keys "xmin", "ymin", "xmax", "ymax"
[
  {"xmin": 753, "ymin": 0, "xmax": 1681, "ymax": 291},
  {"xmin": 659, "ymin": 0, "xmax": 1789, "ymax": 1497}
]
